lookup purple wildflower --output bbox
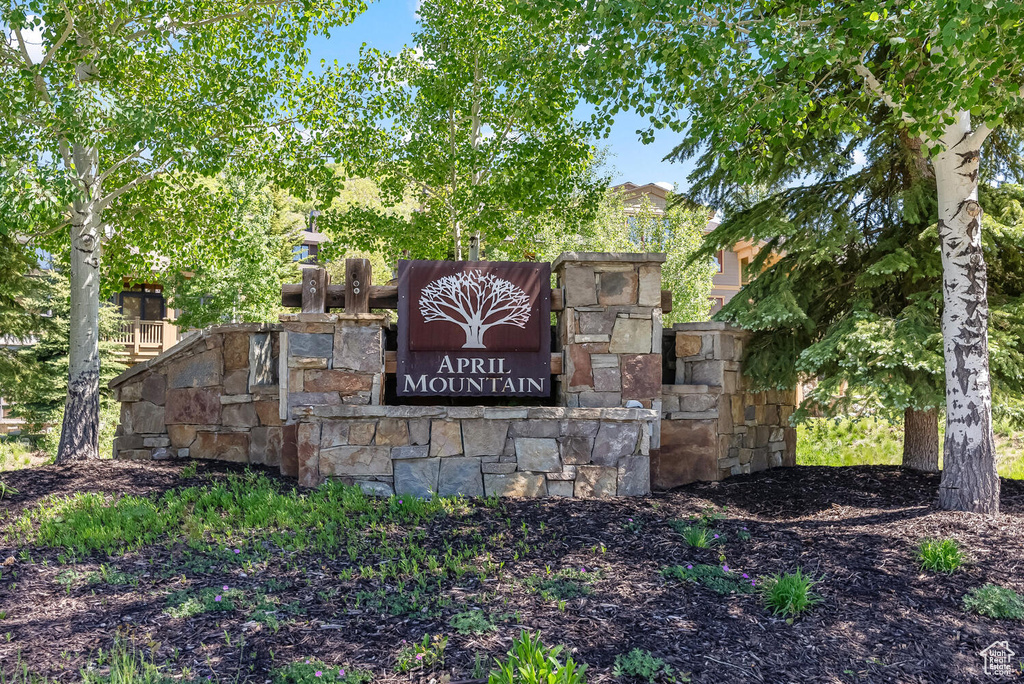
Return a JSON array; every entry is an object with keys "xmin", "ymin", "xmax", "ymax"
[
  {"xmin": 233, "ymin": 549, "xmax": 240, "ymax": 554},
  {"xmin": 723, "ymin": 564, "xmax": 730, "ymax": 573},
  {"xmin": 215, "ymin": 595, "xmax": 222, "ymax": 602},
  {"xmin": 223, "ymin": 585, "xmax": 229, "ymax": 591},
  {"xmin": 339, "ymin": 670, "xmax": 345, "ymax": 677},
  {"xmin": 415, "ymin": 654, "xmax": 423, "ymax": 661},
  {"xmin": 713, "ymin": 534, "xmax": 719, "ymax": 539},
  {"xmin": 315, "ymin": 672, "xmax": 322, "ymax": 678},
  {"xmin": 686, "ymin": 564, "xmax": 693, "ymax": 569},
  {"xmin": 742, "ymin": 573, "xmax": 749, "ymax": 579}
]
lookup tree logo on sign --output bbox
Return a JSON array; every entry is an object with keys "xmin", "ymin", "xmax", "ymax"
[{"xmin": 419, "ymin": 270, "xmax": 532, "ymax": 349}]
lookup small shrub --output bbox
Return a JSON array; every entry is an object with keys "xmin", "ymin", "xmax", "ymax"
[
  {"xmin": 449, "ymin": 610, "xmax": 498, "ymax": 635},
  {"xmin": 661, "ymin": 564, "xmax": 754, "ymax": 595},
  {"xmin": 760, "ymin": 568, "xmax": 820, "ymax": 617},
  {"xmin": 271, "ymin": 660, "xmax": 372, "ymax": 684},
  {"xmin": 395, "ymin": 634, "xmax": 448, "ymax": 673},
  {"xmin": 612, "ymin": 648, "xmax": 682, "ymax": 682},
  {"xmin": 917, "ymin": 538, "xmax": 965, "ymax": 573},
  {"xmin": 488, "ymin": 631, "xmax": 587, "ymax": 684},
  {"xmin": 165, "ymin": 586, "xmax": 243, "ymax": 618},
  {"xmin": 963, "ymin": 584, "xmax": 1024, "ymax": 620}
]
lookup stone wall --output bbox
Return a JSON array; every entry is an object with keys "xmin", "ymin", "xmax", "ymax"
[
  {"xmin": 554, "ymin": 253, "xmax": 664, "ymax": 410},
  {"xmin": 110, "ymin": 324, "xmax": 294, "ymax": 469},
  {"xmin": 292, "ymin": 405, "xmax": 654, "ymax": 497},
  {"xmin": 653, "ymin": 322, "xmax": 796, "ymax": 489}
]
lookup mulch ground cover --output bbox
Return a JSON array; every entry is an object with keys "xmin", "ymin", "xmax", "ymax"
[{"xmin": 1, "ymin": 460, "xmax": 1022, "ymax": 683}]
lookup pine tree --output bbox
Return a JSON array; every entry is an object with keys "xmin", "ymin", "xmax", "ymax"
[{"xmin": 702, "ymin": 137, "xmax": 1024, "ymax": 472}]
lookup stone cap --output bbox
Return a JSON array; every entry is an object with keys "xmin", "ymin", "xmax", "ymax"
[
  {"xmin": 296, "ymin": 404, "xmax": 659, "ymax": 422},
  {"xmin": 552, "ymin": 252, "xmax": 667, "ymax": 270},
  {"xmin": 108, "ymin": 322, "xmax": 281, "ymax": 389},
  {"xmin": 672, "ymin": 322, "xmax": 746, "ymax": 333},
  {"xmin": 279, "ymin": 313, "xmax": 388, "ymax": 324}
]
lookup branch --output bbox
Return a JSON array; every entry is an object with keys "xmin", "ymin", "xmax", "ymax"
[
  {"xmin": 39, "ymin": 3, "xmax": 74, "ymax": 69},
  {"xmin": 99, "ymin": 157, "xmax": 174, "ymax": 208},
  {"xmin": 97, "ymin": 148, "xmax": 145, "ymax": 185},
  {"xmin": 123, "ymin": 0, "xmax": 295, "ymax": 41},
  {"xmin": 853, "ymin": 59, "xmax": 915, "ymax": 125},
  {"xmin": 966, "ymin": 84, "xmax": 1022, "ymax": 148}
]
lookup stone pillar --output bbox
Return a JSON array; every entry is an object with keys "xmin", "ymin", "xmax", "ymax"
[
  {"xmin": 553, "ymin": 252, "xmax": 665, "ymax": 409},
  {"xmin": 655, "ymin": 322, "xmax": 797, "ymax": 489},
  {"xmin": 279, "ymin": 312, "xmax": 386, "ymax": 486},
  {"xmin": 280, "ymin": 313, "xmax": 386, "ymax": 418}
]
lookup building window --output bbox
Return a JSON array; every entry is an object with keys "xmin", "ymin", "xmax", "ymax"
[
  {"xmin": 712, "ymin": 250, "xmax": 724, "ymax": 274},
  {"xmin": 709, "ymin": 296, "xmax": 725, "ymax": 314},
  {"xmin": 117, "ymin": 284, "xmax": 166, "ymax": 321},
  {"xmin": 292, "ymin": 245, "xmax": 311, "ymax": 262}
]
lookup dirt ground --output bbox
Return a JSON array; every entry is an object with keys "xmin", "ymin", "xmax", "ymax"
[{"xmin": 1, "ymin": 461, "xmax": 1022, "ymax": 683}]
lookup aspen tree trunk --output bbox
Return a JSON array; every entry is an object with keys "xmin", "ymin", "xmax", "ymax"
[
  {"xmin": 933, "ymin": 111, "xmax": 1000, "ymax": 513},
  {"xmin": 57, "ymin": 143, "xmax": 104, "ymax": 463},
  {"xmin": 902, "ymin": 407, "xmax": 939, "ymax": 473}
]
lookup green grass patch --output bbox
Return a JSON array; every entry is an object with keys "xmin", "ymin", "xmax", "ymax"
[
  {"xmin": 668, "ymin": 522, "xmax": 721, "ymax": 548},
  {"xmin": 916, "ymin": 538, "xmax": 965, "ymax": 573},
  {"xmin": 661, "ymin": 564, "xmax": 754, "ymax": 595},
  {"xmin": 963, "ymin": 584, "xmax": 1024, "ymax": 620},
  {"xmin": 759, "ymin": 568, "xmax": 820, "ymax": 617},
  {"xmin": 271, "ymin": 660, "xmax": 372, "ymax": 684},
  {"xmin": 10, "ymin": 471, "xmax": 467, "ymax": 555}
]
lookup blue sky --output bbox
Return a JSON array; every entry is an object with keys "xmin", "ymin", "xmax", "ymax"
[{"xmin": 304, "ymin": 0, "xmax": 695, "ymax": 190}]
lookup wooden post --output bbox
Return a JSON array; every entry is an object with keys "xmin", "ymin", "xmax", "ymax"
[
  {"xmin": 301, "ymin": 267, "xmax": 328, "ymax": 313},
  {"xmin": 345, "ymin": 258, "xmax": 371, "ymax": 314}
]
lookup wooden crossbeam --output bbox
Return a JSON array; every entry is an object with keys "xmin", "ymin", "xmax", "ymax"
[{"xmin": 282, "ymin": 285, "xmax": 673, "ymax": 314}]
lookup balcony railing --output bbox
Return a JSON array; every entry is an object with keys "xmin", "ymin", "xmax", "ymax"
[{"xmin": 110, "ymin": 319, "xmax": 179, "ymax": 363}]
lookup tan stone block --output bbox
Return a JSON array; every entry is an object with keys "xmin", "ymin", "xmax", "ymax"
[
  {"xmin": 484, "ymin": 472, "xmax": 547, "ymax": 497},
  {"xmin": 223, "ymin": 333, "xmax": 250, "ymax": 371},
  {"xmin": 348, "ymin": 421, "xmax": 377, "ymax": 446},
  {"xmin": 430, "ymin": 420, "xmax": 463, "ymax": 457},
  {"xmin": 574, "ymin": 465, "xmax": 618, "ymax": 498},
  {"xmin": 304, "ymin": 370, "xmax": 373, "ymax": 394},
  {"xmin": 297, "ymin": 422, "xmax": 322, "ymax": 487},
  {"xmin": 288, "ymin": 356, "xmax": 329, "ymax": 369},
  {"xmin": 289, "ymin": 368, "xmax": 304, "ymax": 392},
  {"xmin": 120, "ymin": 382, "xmax": 143, "ymax": 403},
  {"xmin": 375, "ymin": 418, "xmax": 409, "ymax": 446},
  {"xmin": 638, "ymin": 265, "xmax": 661, "ymax": 307},
  {"xmin": 222, "ymin": 402, "xmax": 257, "ymax": 428},
  {"xmin": 192, "ymin": 431, "xmax": 249, "ymax": 463},
  {"xmin": 320, "ymin": 445, "xmax": 393, "ymax": 477},
  {"xmin": 168, "ymin": 424, "xmax": 198, "ymax": 448},
  {"xmin": 597, "ymin": 271, "xmax": 639, "ymax": 306},
  {"xmin": 675, "ymin": 334, "xmax": 702, "ymax": 358},
  {"xmin": 562, "ymin": 265, "xmax": 597, "ymax": 307}
]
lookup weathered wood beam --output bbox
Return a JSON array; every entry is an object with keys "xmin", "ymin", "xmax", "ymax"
[{"xmin": 344, "ymin": 258, "xmax": 371, "ymax": 314}]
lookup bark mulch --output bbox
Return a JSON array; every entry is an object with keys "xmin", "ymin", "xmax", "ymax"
[{"xmin": 0, "ymin": 461, "xmax": 1021, "ymax": 683}]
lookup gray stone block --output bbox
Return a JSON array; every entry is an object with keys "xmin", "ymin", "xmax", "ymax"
[
  {"xmin": 609, "ymin": 317, "xmax": 652, "ymax": 354},
  {"xmin": 392, "ymin": 445, "xmax": 429, "ymax": 459},
  {"xmin": 515, "ymin": 438, "xmax": 561, "ymax": 472},
  {"xmin": 508, "ymin": 419, "xmax": 559, "ymax": 439},
  {"xmin": 430, "ymin": 420, "xmax": 463, "ymax": 457},
  {"xmin": 437, "ymin": 457, "xmax": 483, "ymax": 497},
  {"xmin": 462, "ymin": 419, "xmax": 510, "ymax": 457},
  {"xmin": 249, "ymin": 333, "xmax": 277, "ymax": 387},
  {"xmin": 591, "ymin": 422, "xmax": 640, "ymax": 465},
  {"xmin": 333, "ymin": 325, "xmax": 382, "ymax": 373},
  {"xmin": 547, "ymin": 480, "xmax": 574, "ymax": 497},
  {"xmin": 481, "ymin": 462, "xmax": 517, "ymax": 474},
  {"xmin": 394, "ymin": 457, "xmax": 440, "ymax": 498},
  {"xmin": 320, "ymin": 445, "xmax": 393, "ymax": 476},
  {"xmin": 356, "ymin": 480, "xmax": 395, "ymax": 497},
  {"xmin": 289, "ymin": 333, "xmax": 333, "ymax": 360},
  {"xmin": 132, "ymin": 401, "xmax": 166, "ymax": 434},
  {"xmin": 167, "ymin": 350, "xmax": 221, "ymax": 389},
  {"xmin": 558, "ymin": 436, "xmax": 593, "ymax": 464},
  {"xmin": 617, "ymin": 455, "xmax": 650, "ymax": 496}
]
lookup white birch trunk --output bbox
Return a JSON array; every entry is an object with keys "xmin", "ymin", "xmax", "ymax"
[
  {"xmin": 56, "ymin": 143, "xmax": 103, "ymax": 463},
  {"xmin": 933, "ymin": 111, "xmax": 1000, "ymax": 513}
]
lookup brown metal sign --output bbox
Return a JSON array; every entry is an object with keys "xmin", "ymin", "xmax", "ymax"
[{"xmin": 397, "ymin": 260, "xmax": 552, "ymax": 397}]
